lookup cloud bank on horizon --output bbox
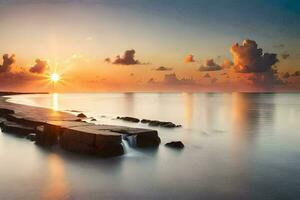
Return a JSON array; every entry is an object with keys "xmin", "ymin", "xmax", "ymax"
[{"xmin": 0, "ymin": 38, "xmax": 299, "ymax": 92}]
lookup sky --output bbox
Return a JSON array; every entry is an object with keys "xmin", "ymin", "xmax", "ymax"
[{"xmin": 0, "ymin": 0, "xmax": 300, "ymax": 92}]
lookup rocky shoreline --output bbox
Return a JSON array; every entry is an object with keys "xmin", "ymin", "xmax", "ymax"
[{"xmin": 0, "ymin": 96, "xmax": 161, "ymax": 157}]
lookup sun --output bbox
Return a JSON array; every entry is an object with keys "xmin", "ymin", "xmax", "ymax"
[{"xmin": 50, "ymin": 73, "xmax": 60, "ymax": 83}]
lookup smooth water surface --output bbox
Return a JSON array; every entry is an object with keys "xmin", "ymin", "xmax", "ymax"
[{"xmin": 1, "ymin": 92, "xmax": 300, "ymax": 200}]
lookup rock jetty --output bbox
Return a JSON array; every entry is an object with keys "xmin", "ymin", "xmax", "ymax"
[{"xmin": 0, "ymin": 97, "xmax": 161, "ymax": 157}]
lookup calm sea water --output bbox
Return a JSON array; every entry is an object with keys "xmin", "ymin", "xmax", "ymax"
[{"xmin": 1, "ymin": 92, "xmax": 300, "ymax": 200}]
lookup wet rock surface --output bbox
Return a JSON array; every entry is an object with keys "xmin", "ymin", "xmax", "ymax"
[{"xmin": 165, "ymin": 141, "xmax": 184, "ymax": 149}]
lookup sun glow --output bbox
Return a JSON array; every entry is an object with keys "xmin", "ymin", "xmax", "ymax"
[{"xmin": 50, "ymin": 73, "xmax": 60, "ymax": 83}]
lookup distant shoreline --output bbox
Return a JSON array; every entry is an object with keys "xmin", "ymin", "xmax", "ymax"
[{"xmin": 0, "ymin": 91, "xmax": 48, "ymax": 96}]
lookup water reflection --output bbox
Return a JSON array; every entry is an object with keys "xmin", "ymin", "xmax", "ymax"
[
  {"xmin": 52, "ymin": 93, "xmax": 59, "ymax": 111},
  {"xmin": 183, "ymin": 93, "xmax": 193, "ymax": 128},
  {"xmin": 231, "ymin": 93, "xmax": 275, "ymax": 140},
  {"xmin": 42, "ymin": 154, "xmax": 69, "ymax": 200}
]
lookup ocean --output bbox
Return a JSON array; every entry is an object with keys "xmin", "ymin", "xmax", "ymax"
[{"xmin": 1, "ymin": 92, "xmax": 300, "ymax": 199}]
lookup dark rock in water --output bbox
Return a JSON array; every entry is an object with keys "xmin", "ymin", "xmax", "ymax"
[
  {"xmin": 160, "ymin": 122, "xmax": 176, "ymax": 128},
  {"xmin": 148, "ymin": 120, "xmax": 161, "ymax": 126},
  {"xmin": 75, "ymin": 118, "xmax": 82, "ymax": 122},
  {"xmin": 0, "ymin": 108, "xmax": 15, "ymax": 117},
  {"xmin": 117, "ymin": 116, "xmax": 140, "ymax": 123},
  {"xmin": 141, "ymin": 119, "xmax": 151, "ymax": 123},
  {"xmin": 26, "ymin": 133, "xmax": 36, "ymax": 141},
  {"xmin": 77, "ymin": 113, "xmax": 87, "ymax": 118},
  {"xmin": 165, "ymin": 141, "xmax": 184, "ymax": 149},
  {"xmin": 146, "ymin": 119, "xmax": 181, "ymax": 128},
  {"xmin": 91, "ymin": 118, "xmax": 97, "ymax": 121}
]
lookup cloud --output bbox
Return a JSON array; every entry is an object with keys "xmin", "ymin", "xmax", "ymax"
[
  {"xmin": 198, "ymin": 59, "xmax": 222, "ymax": 71},
  {"xmin": 155, "ymin": 66, "xmax": 172, "ymax": 71},
  {"xmin": 0, "ymin": 54, "xmax": 15, "ymax": 73},
  {"xmin": 230, "ymin": 39, "xmax": 278, "ymax": 73},
  {"xmin": 110, "ymin": 49, "xmax": 143, "ymax": 65},
  {"xmin": 162, "ymin": 73, "xmax": 195, "ymax": 85},
  {"xmin": 222, "ymin": 59, "xmax": 234, "ymax": 69},
  {"xmin": 104, "ymin": 57, "xmax": 111, "ymax": 63},
  {"xmin": 29, "ymin": 59, "xmax": 47, "ymax": 74},
  {"xmin": 246, "ymin": 71, "xmax": 284, "ymax": 85},
  {"xmin": 282, "ymin": 72, "xmax": 290, "ymax": 79},
  {"xmin": 185, "ymin": 54, "xmax": 195, "ymax": 63},
  {"xmin": 281, "ymin": 53, "xmax": 290, "ymax": 60},
  {"xmin": 292, "ymin": 71, "xmax": 300, "ymax": 76}
]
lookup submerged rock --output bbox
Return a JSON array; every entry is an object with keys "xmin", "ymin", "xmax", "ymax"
[
  {"xmin": 77, "ymin": 113, "xmax": 87, "ymax": 118},
  {"xmin": 165, "ymin": 141, "xmax": 184, "ymax": 149},
  {"xmin": 117, "ymin": 116, "xmax": 140, "ymax": 123}
]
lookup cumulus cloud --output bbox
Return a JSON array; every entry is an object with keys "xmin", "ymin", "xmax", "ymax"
[
  {"xmin": 222, "ymin": 59, "xmax": 234, "ymax": 69},
  {"xmin": 155, "ymin": 66, "xmax": 172, "ymax": 71},
  {"xmin": 281, "ymin": 53, "xmax": 290, "ymax": 60},
  {"xmin": 231, "ymin": 39, "xmax": 278, "ymax": 73},
  {"xmin": 185, "ymin": 54, "xmax": 195, "ymax": 63},
  {"xmin": 29, "ymin": 59, "xmax": 47, "ymax": 74},
  {"xmin": 110, "ymin": 49, "xmax": 143, "ymax": 65},
  {"xmin": 198, "ymin": 59, "xmax": 222, "ymax": 71},
  {"xmin": 0, "ymin": 54, "xmax": 15, "ymax": 73}
]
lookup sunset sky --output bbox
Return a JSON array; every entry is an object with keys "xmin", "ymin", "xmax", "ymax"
[{"xmin": 0, "ymin": 0, "xmax": 299, "ymax": 92}]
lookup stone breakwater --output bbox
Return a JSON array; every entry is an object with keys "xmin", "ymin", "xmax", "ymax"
[{"xmin": 0, "ymin": 97, "xmax": 160, "ymax": 157}]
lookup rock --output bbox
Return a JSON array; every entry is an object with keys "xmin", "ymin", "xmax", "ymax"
[
  {"xmin": 165, "ymin": 141, "xmax": 184, "ymax": 149},
  {"xmin": 77, "ymin": 113, "xmax": 87, "ymax": 118},
  {"xmin": 91, "ymin": 118, "xmax": 97, "ymax": 121},
  {"xmin": 148, "ymin": 120, "xmax": 161, "ymax": 126},
  {"xmin": 26, "ymin": 133, "xmax": 36, "ymax": 141},
  {"xmin": 117, "ymin": 116, "xmax": 140, "ymax": 123},
  {"xmin": 160, "ymin": 122, "xmax": 176, "ymax": 128},
  {"xmin": 1, "ymin": 121, "xmax": 35, "ymax": 136},
  {"xmin": 75, "ymin": 118, "xmax": 82, "ymax": 122},
  {"xmin": 141, "ymin": 119, "xmax": 151, "ymax": 123},
  {"xmin": 0, "ymin": 108, "xmax": 14, "ymax": 117},
  {"xmin": 60, "ymin": 126, "xmax": 124, "ymax": 157}
]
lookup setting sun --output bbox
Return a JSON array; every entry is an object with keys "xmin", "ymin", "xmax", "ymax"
[{"xmin": 50, "ymin": 73, "xmax": 60, "ymax": 83}]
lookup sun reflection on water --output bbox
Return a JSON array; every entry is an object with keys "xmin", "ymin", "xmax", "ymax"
[
  {"xmin": 52, "ymin": 93, "xmax": 59, "ymax": 111},
  {"xmin": 42, "ymin": 154, "xmax": 69, "ymax": 200}
]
